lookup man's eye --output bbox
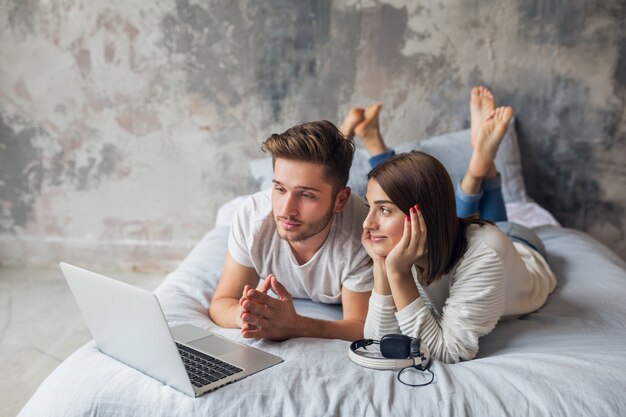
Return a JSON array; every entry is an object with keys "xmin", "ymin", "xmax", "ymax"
[
  {"xmin": 274, "ymin": 186, "xmax": 286, "ymax": 193},
  {"xmin": 302, "ymin": 193, "xmax": 315, "ymax": 199}
]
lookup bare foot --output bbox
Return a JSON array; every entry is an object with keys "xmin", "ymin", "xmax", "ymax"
[
  {"xmin": 340, "ymin": 108, "xmax": 365, "ymax": 140},
  {"xmin": 470, "ymin": 86, "xmax": 496, "ymax": 146},
  {"xmin": 468, "ymin": 106, "xmax": 513, "ymax": 178},
  {"xmin": 354, "ymin": 103, "xmax": 386, "ymax": 155}
]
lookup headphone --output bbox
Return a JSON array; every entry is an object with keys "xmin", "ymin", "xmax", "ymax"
[{"xmin": 349, "ymin": 334, "xmax": 431, "ymax": 371}]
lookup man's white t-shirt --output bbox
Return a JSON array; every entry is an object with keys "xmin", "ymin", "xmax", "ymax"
[{"xmin": 228, "ymin": 188, "xmax": 373, "ymax": 304}]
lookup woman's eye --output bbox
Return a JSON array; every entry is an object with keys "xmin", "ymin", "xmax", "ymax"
[{"xmin": 380, "ymin": 207, "xmax": 390, "ymax": 215}]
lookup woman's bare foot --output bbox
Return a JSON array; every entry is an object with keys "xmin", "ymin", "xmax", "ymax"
[
  {"xmin": 467, "ymin": 106, "xmax": 513, "ymax": 179},
  {"xmin": 354, "ymin": 103, "xmax": 386, "ymax": 155},
  {"xmin": 340, "ymin": 108, "xmax": 365, "ymax": 140},
  {"xmin": 470, "ymin": 86, "xmax": 496, "ymax": 146}
]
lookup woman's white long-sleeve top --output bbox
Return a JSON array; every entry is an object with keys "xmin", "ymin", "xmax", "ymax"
[{"xmin": 363, "ymin": 224, "xmax": 557, "ymax": 363}]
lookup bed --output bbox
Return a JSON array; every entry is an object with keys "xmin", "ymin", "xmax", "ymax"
[{"xmin": 19, "ymin": 122, "xmax": 626, "ymax": 417}]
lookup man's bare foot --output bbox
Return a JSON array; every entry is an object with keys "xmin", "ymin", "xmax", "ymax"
[
  {"xmin": 340, "ymin": 108, "xmax": 365, "ymax": 140},
  {"xmin": 468, "ymin": 106, "xmax": 513, "ymax": 178},
  {"xmin": 354, "ymin": 103, "xmax": 386, "ymax": 155},
  {"xmin": 470, "ymin": 86, "xmax": 496, "ymax": 147}
]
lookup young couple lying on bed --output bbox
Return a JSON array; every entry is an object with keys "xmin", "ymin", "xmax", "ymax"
[{"xmin": 209, "ymin": 87, "xmax": 557, "ymax": 364}]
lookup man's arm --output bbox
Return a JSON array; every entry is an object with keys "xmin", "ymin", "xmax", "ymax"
[
  {"xmin": 209, "ymin": 252, "xmax": 260, "ymax": 328},
  {"xmin": 240, "ymin": 276, "xmax": 371, "ymax": 342},
  {"xmin": 299, "ymin": 286, "xmax": 371, "ymax": 341}
]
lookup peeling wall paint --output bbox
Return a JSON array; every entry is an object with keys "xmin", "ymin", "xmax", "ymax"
[{"xmin": 0, "ymin": 0, "xmax": 624, "ymax": 272}]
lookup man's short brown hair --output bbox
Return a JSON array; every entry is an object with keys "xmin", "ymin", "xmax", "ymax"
[{"xmin": 261, "ymin": 120, "xmax": 355, "ymax": 191}]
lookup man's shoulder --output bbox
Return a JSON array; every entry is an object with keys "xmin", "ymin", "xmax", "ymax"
[
  {"xmin": 343, "ymin": 192, "xmax": 368, "ymax": 217},
  {"xmin": 331, "ymin": 192, "xmax": 368, "ymax": 246},
  {"xmin": 232, "ymin": 189, "xmax": 274, "ymax": 240},
  {"xmin": 238, "ymin": 188, "xmax": 273, "ymax": 220}
]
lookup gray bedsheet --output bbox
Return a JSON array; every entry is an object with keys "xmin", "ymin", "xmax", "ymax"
[{"xmin": 18, "ymin": 225, "xmax": 626, "ymax": 417}]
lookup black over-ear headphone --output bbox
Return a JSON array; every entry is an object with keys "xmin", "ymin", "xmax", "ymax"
[
  {"xmin": 349, "ymin": 334, "xmax": 431, "ymax": 371},
  {"xmin": 349, "ymin": 334, "xmax": 434, "ymax": 387}
]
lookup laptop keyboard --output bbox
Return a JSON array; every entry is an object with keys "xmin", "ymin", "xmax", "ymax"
[{"xmin": 176, "ymin": 342, "xmax": 243, "ymax": 387}]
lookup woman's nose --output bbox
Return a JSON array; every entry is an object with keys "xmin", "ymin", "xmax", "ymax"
[{"xmin": 363, "ymin": 211, "xmax": 377, "ymax": 230}]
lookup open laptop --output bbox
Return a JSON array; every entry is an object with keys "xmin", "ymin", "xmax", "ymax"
[{"xmin": 60, "ymin": 262, "xmax": 283, "ymax": 397}]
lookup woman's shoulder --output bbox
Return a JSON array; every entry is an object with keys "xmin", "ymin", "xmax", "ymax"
[
  {"xmin": 463, "ymin": 223, "xmax": 514, "ymax": 262},
  {"xmin": 448, "ymin": 224, "xmax": 508, "ymax": 284}
]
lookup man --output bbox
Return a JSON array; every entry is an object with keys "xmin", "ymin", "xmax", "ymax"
[{"xmin": 209, "ymin": 120, "xmax": 373, "ymax": 342}]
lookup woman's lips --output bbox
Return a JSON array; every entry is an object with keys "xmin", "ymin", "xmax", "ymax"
[{"xmin": 370, "ymin": 235, "xmax": 387, "ymax": 243}]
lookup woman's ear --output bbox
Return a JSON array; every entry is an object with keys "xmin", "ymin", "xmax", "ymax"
[{"xmin": 333, "ymin": 187, "xmax": 351, "ymax": 212}]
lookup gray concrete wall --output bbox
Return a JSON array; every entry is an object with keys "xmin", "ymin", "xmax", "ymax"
[{"xmin": 1, "ymin": 0, "xmax": 624, "ymax": 272}]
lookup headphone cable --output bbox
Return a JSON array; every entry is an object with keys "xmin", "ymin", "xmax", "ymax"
[{"xmin": 397, "ymin": 366, "xmax": 435, "ymax": 387}]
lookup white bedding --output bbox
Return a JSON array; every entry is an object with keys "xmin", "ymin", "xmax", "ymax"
[
  {"xmin": 18, "ymin": 200, "xmax": 626, "ymax": 417},
  {"xmin": 20, "ymin": 117, "xmax": 626, "ymax": 416}
]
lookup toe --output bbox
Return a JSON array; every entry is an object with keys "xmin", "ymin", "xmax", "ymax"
[{"xmin": 365, "ymin": 103, "xmax": 382, "ymax": 119}]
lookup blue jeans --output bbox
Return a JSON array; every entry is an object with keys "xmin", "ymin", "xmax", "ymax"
[{"xmin": 369, "ymin": 152, "xmax": 547, "ymax": 259}]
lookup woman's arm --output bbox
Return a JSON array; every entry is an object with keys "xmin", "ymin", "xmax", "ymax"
[
  {"xmin": 363, "ymin": 259, "xmax": 401, "ymax": 339},
  {"xmin": 395, "ymin": 243, "xmax": 505, "ymax": 363}
]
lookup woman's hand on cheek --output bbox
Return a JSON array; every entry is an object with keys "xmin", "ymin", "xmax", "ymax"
[{"xmin": 385, "ymin": 204, "xmax": 427, "ymax": 278}]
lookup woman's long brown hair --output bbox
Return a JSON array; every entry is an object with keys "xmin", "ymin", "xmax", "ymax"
[{"xmin": 368, "ymin": 151, "xmax": 489, "ymax": 286}]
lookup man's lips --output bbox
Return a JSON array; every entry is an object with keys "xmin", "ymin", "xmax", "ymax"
[{"xmin": 278, "ymin": 219, "xmax": 302, "ymax": 230}]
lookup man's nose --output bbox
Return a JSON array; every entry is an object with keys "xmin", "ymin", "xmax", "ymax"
[{"xmin": 281, "ymin": 193, "xmax": 298, "ymax": 217}]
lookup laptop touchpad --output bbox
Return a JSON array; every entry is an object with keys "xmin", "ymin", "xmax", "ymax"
[{"xmin": 189, "ymin": 335, "xmax": 242, "ymax": 357}]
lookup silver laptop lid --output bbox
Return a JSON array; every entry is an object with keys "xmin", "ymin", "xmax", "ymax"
[{"xmin": 60, "ymin": 262, "xmax": 194, "ymax": 396}]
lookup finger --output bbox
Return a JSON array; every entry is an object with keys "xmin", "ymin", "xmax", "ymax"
[
  {"xmin": 399, "ymin": 211, "xmax": 411, "ymax": 249},
  {"xmin": 241, "ymin": 312, "xmax": 267, "ymax": 329},
  {"xmin": 241, "ymin": 321, "xmax": 258, "ymax": 331},
  {"xmin": 409, "ymin": 205, "xmax": 421, "ymax": 251},
  {"xmin": 270, "ymin": 276, "xmax": 291, "ymax": 300},
  {"xmin": 247, "ymin": 289, "xmax": 280, "ymax": 309},
  {"xmin": 242, "ymin": 328, "xmax": 266, "ymax": 339},
  {"xmin": 257, "ymin": 275, "xmax": 274, "ymax": 293},
  {"xmin": 239, "ymin": 284, "xmax": 251, "ymax": 306},
  {"xmin": 241, "ymin": 317, "xmax": 271, "ymax": 339},
  {"xmin": 416, "ymin": 205, "xmax": 428, "ymax": 253},
  {"xmin": 242, "ymin": 299, "xmax": 272, "ymax": 317}
]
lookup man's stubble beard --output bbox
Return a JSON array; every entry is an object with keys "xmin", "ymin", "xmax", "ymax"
[{"xmin": 274, "ymin": 203, "xmax": 335, "ymax": 243}]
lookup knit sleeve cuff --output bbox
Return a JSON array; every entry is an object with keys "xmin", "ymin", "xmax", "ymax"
[
  {"xmin": 370, "ymin": 290, "xmax": 396, "ymax": 308},
  {"xmin": 395, "ymin": 297, "xmax": 428, "ymax": 334}
]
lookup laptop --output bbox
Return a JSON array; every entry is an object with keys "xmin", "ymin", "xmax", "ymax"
[{"xmin": 60, "ymin": 262, "xmax": 283, "ymax": 397}]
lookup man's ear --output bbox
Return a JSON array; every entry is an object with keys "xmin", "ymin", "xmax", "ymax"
[{"xmin": 333, "ymin": 187, "xmax": 351, "ymax": 213}]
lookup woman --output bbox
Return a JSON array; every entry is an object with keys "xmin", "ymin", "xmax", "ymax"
[{"xmin": 342, "ymin": 87, "xmax": 557, "ymax": 363}]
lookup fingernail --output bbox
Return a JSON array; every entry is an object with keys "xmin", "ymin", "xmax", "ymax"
[
  {"xmin": 416, "ymin": 203, "xmax": 420, "ymax": 211},
  {"xmin": 410, "ymin": 207, "xmax": 416, "ymax": 213},
  {"xmin": 406, "ymin": 215, "xmax": 410, "ymax": 221}
]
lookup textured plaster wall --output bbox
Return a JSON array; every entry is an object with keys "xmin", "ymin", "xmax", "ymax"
[{"xmin": 1, "ymin": 0, "xmax": 625, "ymax": 272}]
